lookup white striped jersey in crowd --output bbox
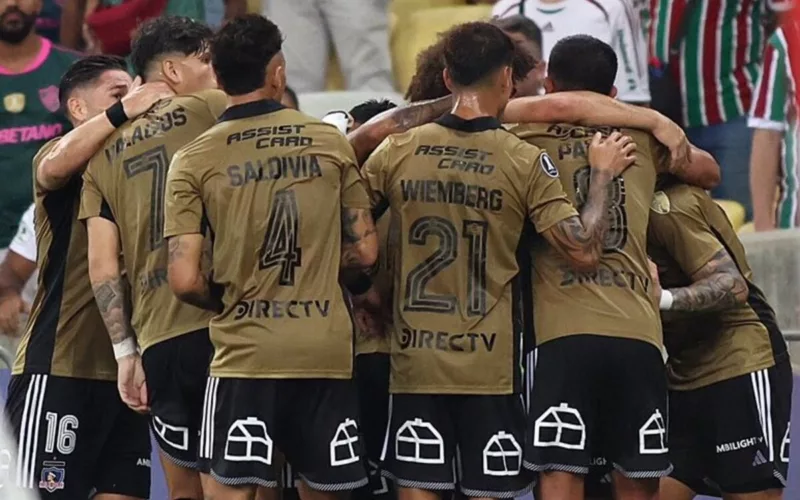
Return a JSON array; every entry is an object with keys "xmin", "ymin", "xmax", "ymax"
[
  {"xmin": 749, "ymin": 20, "xmax": 800, "ymax": 228},
  {"xmin": 492, "ymin": 0, "xmax": 651, "ymax": 103},
  {"xmin": 649, "ymin": 0, "xmax": 773, "ymax": 128},
  {"xmin": 8, "ymin": 204, "xmax": 36, "ymax": 264}
]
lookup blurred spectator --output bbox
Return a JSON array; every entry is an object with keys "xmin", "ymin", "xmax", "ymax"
[
  {"xmin": 649, "ymin": 1, "xmax": 780, "ymax": 218},
  {"xmin": 60, "ymin": 0, "xmax": 245, "ymax": 54},
  {"xmin": 262, "ymin": 0, "xmax": 393, "ymax": 92},
  {"xmin": 0, "ymin": 203, "xmax": 37, "ymax": 336},
  {"xmin": 492, "ymin": 14, "xmax": 545, "ymax": 96},
  {"xmin": 0, "ymin": 0, "xmax": 79, "ymax": 252},
  {"xmin": 492, "ymin": 0, "xmax": 650, "ymax": 105},
  {"xmin": 281, "ymin": 85, "xmax": 299, "ymax": 110},
  {"xmin": 749, "ymin": 18, "xmax": 799, "ymax": 230},
  {"xmin": 35, "ymin": 0, "xmax": 62, "ymax": 42}
]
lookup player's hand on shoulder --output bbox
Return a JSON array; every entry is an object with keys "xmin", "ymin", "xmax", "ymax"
[
  {"xmin": 652, "ymin": 116, "xmax": 691, "ymax": 172},
  {"xmin": 0, "ymin": 293, "xmax": 28, "ymax": 336},
  {"xmin": 116, "ymin": 353, "xmax": 149, "ymax": 414},
  {"xmin": 121, "ymin": 76, "xmax": 176, "ymax": 118},
  {"xmin": 588, "ymin": 131, "xmax": 637, "ymax": 177}
]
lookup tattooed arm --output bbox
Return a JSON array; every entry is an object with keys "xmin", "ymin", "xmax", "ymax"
[
  {"xmin": 86, "ymin": 217, "xmax": 136, "ymax": 346},
  {"xmin": 167, "ymin": 234, "xmax": 222, "ymax": 313},
  {"xmin": 664, "ymin": 248, "xmax": 749, "ymax": 312},
  {"xmin": 341, "ymin": 208, "xmax": 379, "ymax": 270},
  {"xmin": 541, "ymin": 132, "xmax": 636, "ymax": 272},
  {"xmin": 347, "ymin": 95, "xmax": 453, "ymax": 165}
]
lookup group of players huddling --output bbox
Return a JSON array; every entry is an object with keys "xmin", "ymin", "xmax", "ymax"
[{"xmin": 0, "ymin": 9, "xmax": 792, "ymax": 500}]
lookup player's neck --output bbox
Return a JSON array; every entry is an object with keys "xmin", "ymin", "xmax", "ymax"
[
  {"xmin": 228, "ymin": 88, "xmax": 280, "ymax": 108},
  {"xmin": 0, "ymin": 34, "xmax": 42, "ymax": 73},
  {"xmin": 450, "ymin": 92, "xmax": 502, "ymax": 121}
]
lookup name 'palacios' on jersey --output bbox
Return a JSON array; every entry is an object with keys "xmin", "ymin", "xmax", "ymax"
[{"xmin": 103, "ymin": 105, "xmax": 189, "ymax": 163}]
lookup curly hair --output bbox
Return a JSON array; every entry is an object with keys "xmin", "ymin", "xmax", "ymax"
[{"xmin": 405, "ymin": 23, "xmax": 535, "ymax": 102}]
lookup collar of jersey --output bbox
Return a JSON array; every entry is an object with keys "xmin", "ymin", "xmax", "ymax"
[
  {"xmin": 435, "ymin": 113, "xmax": 503, "ymax": 132},
  {"xmin": 218, "ymin": 99, "xmax": 285, "ymax": 123}
]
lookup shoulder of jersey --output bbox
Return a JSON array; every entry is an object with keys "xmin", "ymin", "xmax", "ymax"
[
  {"xmin": 50, "ymin": 42, "xmax": 83, "ymax": 63},
  {"xmin": 651, "ymin": 183, "xmax": 704, "ymax": 215},
  {"xmin": 182, "ymin": 88, "xmax": 226, "ymax": 103}
]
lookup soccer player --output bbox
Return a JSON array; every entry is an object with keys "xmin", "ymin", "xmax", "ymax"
[
  {"xmin": 509, "ymin": 35, "xmax": 719, "ymax": 500},
  {"xmin": 5, "ymin": 53, "xmax": 172, "ymax": 499},
  {"xmin": 491, "ymin": 14, "xmax": 545, "ymax": 97},
  {"xmin": 648, "ymin": 178, "xmax": 792, "ymax": 500},
  {"xmin": 164, "ymin": 14, "xmax": 375, "ymax": 500},
  {"xmin": 363, "ymin": 22, "xmax": 635, "ymax": 500},
  {"xmin": 78, "ymin": 16, "xmax": 224, "ymax": 500}
]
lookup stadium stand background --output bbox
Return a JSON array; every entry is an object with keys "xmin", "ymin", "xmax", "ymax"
[{"xmin": 0, "ymin": 0, "xmax": 798, "ymax": 497}]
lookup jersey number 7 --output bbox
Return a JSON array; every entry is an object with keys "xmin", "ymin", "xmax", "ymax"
[{"xmin": 123, "ymin": 146, "xmax": 169, "ymax": 251}]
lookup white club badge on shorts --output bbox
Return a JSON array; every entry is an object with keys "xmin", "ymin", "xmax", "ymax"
[
  {"xmin": 639, "ymin": 409, "xmax": 668, "ymax": 455},
  {"xmin": 483, "ymin": 431, "xmax": 522, "ymax": 476},
  {"xmin": 330, "ymin": 418, "xmax": 360, "ymax": 466},
  {"xmin": 533, "ymin": 403, "xmax": 586, "ymax": 450},
  {"xmin": 540, "ymin": 153, "xmax": 559, "ymax": 178},
  {"xmin": 396, "ymin": 418, "xmax": 445, "ymax": 464},
  {"xmin": 152, "ymin": 415, "xmax": 189, "ymax": 451},
  {"xmin": 224, "ymin": 417, "xmax": 273, "ymax": 465}
]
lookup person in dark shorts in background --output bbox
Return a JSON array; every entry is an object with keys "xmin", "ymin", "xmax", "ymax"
[
  {"xmin": 364, "ymin": 21, "xmax": 635, "ymax": 500},
  {"xmin": 648, "ymin": 178, "xmax": 792, "ymax": 500},
  {"xmin": 511, "ymin": 35, "xmax": 720, "ymax": 500},
  {"xmin": 6, "ymin": 53, "xmax": 172, "ymax": 499},
  {"xmin": 79, "ymin": 16, "xmax": 225, "ymax": 500},
  {"xmin": 164, "ymin": 14, "xmax": 377, "ymax": 500}
]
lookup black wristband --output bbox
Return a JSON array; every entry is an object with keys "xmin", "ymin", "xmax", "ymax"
[
  {"xmin": 345, "ymin": 274, "xmax": 373, "ymax": 296},
  {"xmin": 105, "ymin": 100, "xmax": 128, "ymax": 128}
]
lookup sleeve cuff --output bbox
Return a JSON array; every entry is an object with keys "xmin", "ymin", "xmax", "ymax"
[
  {"xmin": 7, "ymin": 241, "xmax": 35, "ymax": 263},
  {"xmin": 164, "ymin": 226, "xmax": 202, "ymax": 238},
  {"xmin": 748, "ymin": 117, "xmax": 786, "ymax": 131}
]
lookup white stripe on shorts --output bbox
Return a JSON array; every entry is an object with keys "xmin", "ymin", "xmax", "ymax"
[
  {"xmin": 200, "ymin": 377, "xmax": 219, "ymax": 460},
  {"xmin": 751, "ymin": 369, "xmax": 774, "ymax": 461},
  {"xmin": 16, "ymin": 374, "xmax": 48, "ymax": 489},
  {"xmin": 379, "ymin": 394, "xmax": 393, "ymax": 462}
]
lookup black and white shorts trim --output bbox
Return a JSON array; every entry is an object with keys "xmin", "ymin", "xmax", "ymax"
[
  {"xmin": 14, "ymin": 374, "xmax": 49, "ymax": 489},
  {"xmin": 199, "ymin": 376, "xmax": 367, "ymax": 491},
  {"xmin": 668, "ymin": 360, "xmax": 792, "ymax": 495},
  {"xmin": 380, "ymin": 393, "xmax": 534, "ymax": 498}
]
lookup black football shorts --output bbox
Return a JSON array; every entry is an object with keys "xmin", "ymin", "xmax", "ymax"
[
  {"xmin": 668, "ymin": 358, "xmax": 793, "ymax": 495},
  {"xmin": 354, "ymin": 353, "xmax": 393, "ymax": 500},
  {"xmin": 525, "ymin": 334, "xmax": 671, "ymax": 479},
  {"xmin": 141, "ymin": 328, "xmax": 212, "ymax": 470},
  {"xmin": 199, "ymin": 377, "xmax": 368, "ymax": 491},
  {"xmin": 5, "ymin": 373, "xmax": 151, "ymax": 498},
  {"xmin": 380, "ymin": 393, "xmax": 533, "ymax": 498}
]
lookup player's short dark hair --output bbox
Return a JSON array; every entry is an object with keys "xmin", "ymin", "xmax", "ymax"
[
  {"xmin": 58, "ymin": 54, "xmax": 128, "ymax": 111},
  {"xmin": 492, "ymin": 15, "xmax": 542, "ymax": 51},
  {"xmin": 283, "ymin": 85, "xmax": 299, "ymax": 109},
  {"xmin": 548, "ymin": 35, "xmax": 617, "ymax": 95},
  {"xmin": 211, "ymin": 14, "xmax": 283, "ymax": 96},
  {"xmin": 130, "ymin": 15, "xmax": 213, "ymax": 79},
  {"xmin": 349, "ymin": 99, "xmax": 397, "ymax": 124},
  {"xmin": 441, "ymin": 22, "xmax": 517, "ymax": 87}
]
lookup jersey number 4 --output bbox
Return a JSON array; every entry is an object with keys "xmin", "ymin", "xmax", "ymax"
[
  {"xmin": 404, "ymin": 216, "xmax": 488, "ymax": 316},
  {"xmin": 259, "ymin": 189, "xmax": 302, "ymax": 286},
  {"xmin": 123, "ymin": 146, "xmax": 169, "ymax": 251},
  {"xmin": 573, "ymin": 166, "xmax": 628, "ymax": 252}
]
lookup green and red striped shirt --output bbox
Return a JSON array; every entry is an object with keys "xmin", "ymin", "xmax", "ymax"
[
  {"xmin": 749, "ymin": 21, "xmax": 799, "ymax": 228},
  {"xmin": 649, "ymin": 0, "xmax": 770, "ymax": 128}
]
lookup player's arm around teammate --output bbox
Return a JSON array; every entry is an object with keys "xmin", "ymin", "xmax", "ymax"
[{"xmin": 538, "ymin": 131, "xmax": 636, "ymax": 271}]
